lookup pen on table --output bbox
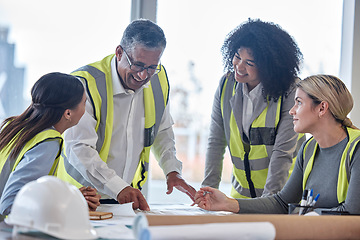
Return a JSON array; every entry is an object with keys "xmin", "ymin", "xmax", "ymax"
[
  {"xmin": 306, "ymin": 189, "xmax": 313, "ymax": 206},
  {"xmin": 299, "ymin": 189, "xmax": 308, "ymax": 215},
  {"xmin": 309, "ymin": 193, "xmax": 320, "ymax": 207}
]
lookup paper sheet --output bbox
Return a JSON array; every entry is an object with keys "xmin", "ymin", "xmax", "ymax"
[
  {"xmin": 133, "ymin": 213, "xmax": 275, "ymax": 240},
  {"xmin": 95, "ymin": 224, "xmax": 135, "ymax": 240},
  {"xmin": 97, "ymin": 203, "xmax": 136, "ymax": 217},
  {"xmin": 136, "ymin": 203, "xmax": 233, "ymax": 216},
  {"xmin": 91, "ymin": 215, "xmax": 134, "ymax": 227},
  {"xmin": 91, "ymin": 203, "xmax": 136, "ymax": 227},
  {"xmin": 92, "ymin": 204, "xmax": 242, "ymax": 240},
  {"xmin": 145, "ymin": 221, "xmax": 275, "ymax": 240}
]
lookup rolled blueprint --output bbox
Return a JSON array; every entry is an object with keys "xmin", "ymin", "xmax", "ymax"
[{"xmin": 133, "ymin": 213, "xmax": 276, "ymax": 240}]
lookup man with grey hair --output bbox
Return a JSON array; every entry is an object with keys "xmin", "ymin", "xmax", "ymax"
[{"xmin": 57, "ymin": 19, "xmax": 196, "ymax": 210}]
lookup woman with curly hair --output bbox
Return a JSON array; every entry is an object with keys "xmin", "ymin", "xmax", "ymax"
[
  {"xmin": 196, "ymin": 75, "xmax": 360, "ymax": 215},
  {"xmin": 202, "ymin": 19, "xmax": 305, "ymax": 199}
]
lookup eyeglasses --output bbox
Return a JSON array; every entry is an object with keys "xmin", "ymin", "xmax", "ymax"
[{"xmin": 122, "ymin": 47, "xmax": 161, "ymax": 76}]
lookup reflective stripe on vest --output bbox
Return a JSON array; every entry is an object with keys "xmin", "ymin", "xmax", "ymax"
[
  {"xmin": 57, "ymin": 54, "xmax": 169, "ymax": 190},
  {"xmin": 0, "ymin": 129, "xmax": 63, "ymax": 197},
  {"xmin": 131, "ymin": 68, "xmax": 169, "ymax": 189},
  {"xmin": 302, "ymin": 127, "xmax": 360, "ymax": 203},
  {"xmin": 221, "ymin": 74, "xmax": 303, "ymax": 198}
]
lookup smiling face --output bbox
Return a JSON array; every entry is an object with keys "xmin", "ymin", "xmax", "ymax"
[
  {"xmin": 116, "ymin": 45, "xmax": 163, "ymax": 91},
  {"xmin": 232, "ymin": 47, "xmax": 260, "ymax": 91},
  {"xmin": 289, "ymin": 88, "xmax": 321, "ymax": 134}
]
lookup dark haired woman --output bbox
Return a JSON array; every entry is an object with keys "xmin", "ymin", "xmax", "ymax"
[
  {"xmin": 0, "ymin": 72, "xmax": 100, "ymax": 216},
  {"xmin": 202, "ymin": 19, "xmax": 305, "ymax": 199}
]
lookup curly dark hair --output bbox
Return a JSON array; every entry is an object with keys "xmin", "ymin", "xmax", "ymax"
[{"xmin": 221, "ymin": 19, "xmax": 303, "ymax": 98}]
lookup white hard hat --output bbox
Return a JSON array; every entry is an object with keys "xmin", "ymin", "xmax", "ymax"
[{"xmin": 5, "ymin": 176, "xmax": 97, "ymax": 240}]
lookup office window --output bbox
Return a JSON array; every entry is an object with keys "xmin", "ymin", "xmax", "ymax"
[
  {"xmin": 0, "ymin": 0, "xmax": 131, "ymax": 120},
  {"xmin": 0, "ymin": 0, "xmax": 344, "ymax": 205},
  {"xmin": 148, "ymin": 0, "xmax": 343, "ymax": 203}
]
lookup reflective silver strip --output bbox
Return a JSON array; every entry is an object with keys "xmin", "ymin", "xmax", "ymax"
[
  {"xmin": 231, "ymin": 175, "xmax": 264, "ymax": 198},
  {"xmin": 61, "ymin": 151, "xmax": 94, "ymax": 187},
  {"xmin": 265, "ymin": 98, "xmax": 278, "ymax": 128},
  {"xmin": 49, "ymin": 160, "xmax": 59, "ymax": 176},
  {"xmin": 0, "ymin": 155, "xmax": 14, "ymax": 197},
  {"xmin": 49, "ymin": 139, "xmax": 63, "ymax": 176},
  {"xmin": 74, "ymin": 65, "xmax": 107, "ymax": 152},
  {"xmin": 62, "ymin": 65, "xmax": 107, "ymax": 187},
  {"xmin": 144, "ymin": 73, "xmax": 166, "ymax": 147},
  {"xmin": 231, "ymin": 155, "xmax": 270, "ymax": 171},
  {"xmin": 143, "ymin": 161, "xmax": 150, "ymax": 171},
  {"xmin": 345, "ymin": 135, "xmax": 360, "ymax": 182},
  {"xmin": 262, "ymin": 99, "xmax": 280, "ymax": 154},
  {"xmin": 303, "ymin": 138, "xmax": 316, "ymax": 168},
  {"xmin": 221, "ymin": 76, "xmax": 235, "ymax": 144},
  {"xmin": 293, "ymin": 134, "xmax": 306, "ymax": 158}
]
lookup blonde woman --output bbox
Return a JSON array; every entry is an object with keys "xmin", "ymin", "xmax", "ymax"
[{"xmin": 195, "ymin": 74, "xmax": 360, "ymax": 214}]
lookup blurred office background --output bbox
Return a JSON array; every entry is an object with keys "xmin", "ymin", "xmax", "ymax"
[{"xmin": 0, "ymin": 0, "xmax": 359, "ymax": 204}]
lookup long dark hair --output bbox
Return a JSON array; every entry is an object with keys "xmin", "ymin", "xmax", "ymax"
[{"xmin": 0, "ymin": 72, "xmax": 84, "ymax": 159}]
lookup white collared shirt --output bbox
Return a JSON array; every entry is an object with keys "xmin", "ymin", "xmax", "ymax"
[
  {"xmin": 64, "ymin": 56, "xmax": 182, "ymax": 200},
  {"xmin": 242, "ymin": 83, "xmax": 263, "ymax": 138}
]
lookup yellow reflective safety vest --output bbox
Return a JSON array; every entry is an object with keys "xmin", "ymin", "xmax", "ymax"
[
  {"xmin": 302, "ymin": 127, "xmax": 360, "ymax": 204},
  {"xmin": 57, "ymin": 54, "xmax": 169, "ymax": 190},
  {"xmin": 220, "ymin": 74, "xmax": 305, "ymax": 199},
  {"xmin": 0, "ymin": 129, "xmax": 63, "ymax": 196}
]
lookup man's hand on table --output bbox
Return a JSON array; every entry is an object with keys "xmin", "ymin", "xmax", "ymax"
[{"xmin": 117, "ymin": 186, "xmax": 150, "ymax": 211}]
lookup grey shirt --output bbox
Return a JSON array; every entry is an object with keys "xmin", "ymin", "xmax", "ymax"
[
  {"xmin": 237, "ymin": 136, "xmax": 360, "ymax": 214},
  {"xmin": 0, "ymin": 140, "xmax": 59, "ymax": 215}
]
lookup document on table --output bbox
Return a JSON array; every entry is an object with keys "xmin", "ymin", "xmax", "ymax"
[
  {"xmin": 91, "ymin": 203, "xmax": 136, "ymax": 227},
  {"xmin": 91, "ymin": 202, "xmax": 136, "ymax": 239},
  {"xmin": 95, "ymin": 224, "xmax": 135, "ymax": 240},
  {"xmin": 133, "ymin": 213, "xmax": 276, "ymax": 240},
  {"xmin": 92, "ymin": 203, "xmax": 237, "ymax": 240},
  {"xmin": 97, "ymin": 203, "xmax": 137, "ymax": 217},
  {"xmin": 136, "ymin": 203, "xmax": 234, "ymax": 216},
  {"xmin": 147, "ymin": 222, "xmax": 276, "ymax": 240}
]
